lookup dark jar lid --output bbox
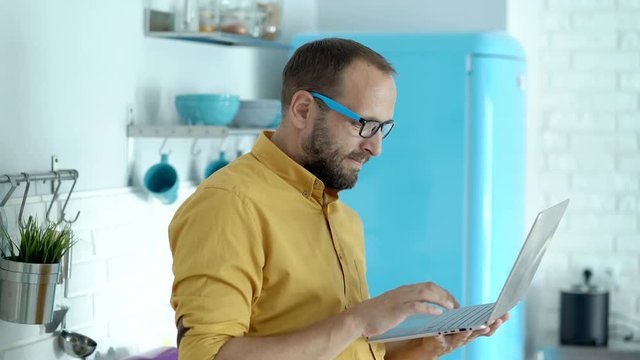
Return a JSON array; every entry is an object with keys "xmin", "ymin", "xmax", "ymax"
[{"xmin": 563, "ymin": 268, "xmax": 609, "ymax": 294}]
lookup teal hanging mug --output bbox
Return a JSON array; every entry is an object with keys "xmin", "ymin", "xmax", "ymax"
[
  {"xmin": 204, "ymin": 152, "xmax": 229, "ymax": 179},
  {"xmin": 144, "ymin": 153, "xmax": 179, "ymax": 204}
]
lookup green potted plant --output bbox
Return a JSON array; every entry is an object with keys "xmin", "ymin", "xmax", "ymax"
[{"xmin": 0, "ymin": 216, "xmax": 76, "ymax": 324}]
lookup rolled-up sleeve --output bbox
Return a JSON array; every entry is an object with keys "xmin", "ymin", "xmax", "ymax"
[{"xmin": 169, "ymin": 186, "xmax": 264, "ymax": 359}]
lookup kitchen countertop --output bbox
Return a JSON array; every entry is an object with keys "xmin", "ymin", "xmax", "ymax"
[{"xmin": 536, "ymin": 341, "xmax": 640, "ymax": 360}]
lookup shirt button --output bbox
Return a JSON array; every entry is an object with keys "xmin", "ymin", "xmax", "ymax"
[{"xmin": 302, "ymin": 190, "xmax": 309, "ymax": 197}]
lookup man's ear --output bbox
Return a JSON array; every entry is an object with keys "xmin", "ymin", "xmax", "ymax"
[{"xmin": 288, "ymin": 90, "xmax": 314, "ymax": 130}]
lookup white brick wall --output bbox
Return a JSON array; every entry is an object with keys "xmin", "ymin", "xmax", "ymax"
[
  {"xmin": 529, "ymin": 0, "xmax": 640, "ymax": 353},
  {"xmin": 0, "ymin": 185, "xmax": 195, "ymax": 359}
]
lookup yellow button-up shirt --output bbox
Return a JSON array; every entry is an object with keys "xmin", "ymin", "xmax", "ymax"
[{"xmin": 169, "ymin": 132, "xmax": 385, "ymax": 359}]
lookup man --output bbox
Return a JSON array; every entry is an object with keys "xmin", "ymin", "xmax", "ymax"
[{"xmin": 169, "ymin": 38, "xmax": 508, "ymax": 359}]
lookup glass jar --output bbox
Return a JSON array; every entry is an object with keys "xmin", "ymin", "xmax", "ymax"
[
  {"xmin": 218, "ymin": 0, "xmax": 282, "ymax": 39},
  {"xmin": 254, "ymin": 0, "xmax": 282, "ymax": 40},
  {"xmin": 219, "ymin": 0, "xmax": 254, "ymax": 36},
  {"xmin": 198, "ymin": 0, "xmax": 220, "ymax": 32},
  {"xmin": 174, "ymin": 0, "xmax": 199, "ymax": 32}
]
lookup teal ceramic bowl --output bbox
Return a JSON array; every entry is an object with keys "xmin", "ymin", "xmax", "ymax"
[{"xmin": 175, "ymin": 94, "xmax": 240, "ymax": 126}]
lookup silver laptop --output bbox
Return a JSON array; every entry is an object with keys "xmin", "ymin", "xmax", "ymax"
[{"xmin": 368, "ymin": 199, "xmax": 570, "ymax": 343}]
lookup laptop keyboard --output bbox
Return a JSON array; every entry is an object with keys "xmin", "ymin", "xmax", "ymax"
[{"xmin": 419, "ymin": 303, "xmax": 495, "ymax": 333}]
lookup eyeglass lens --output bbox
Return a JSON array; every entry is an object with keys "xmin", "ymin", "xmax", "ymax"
[{"xmin": 362, "ymin": 121, "xmax": 393, "ymax": 139}]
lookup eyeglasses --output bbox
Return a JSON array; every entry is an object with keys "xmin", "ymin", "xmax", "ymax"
[{"xmin": 310, "ymin": 92, "xmax": 395, "ymax": 139}]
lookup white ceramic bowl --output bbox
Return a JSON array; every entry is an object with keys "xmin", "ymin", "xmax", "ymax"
[{"xmin": 231, "ymin": 99, "xmax": 281, "ymax": 128}]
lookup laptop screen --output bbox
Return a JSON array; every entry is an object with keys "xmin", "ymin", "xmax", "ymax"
[{"xmin": 489, "ymin": 199, "xmax": 570, "ymax": 322}]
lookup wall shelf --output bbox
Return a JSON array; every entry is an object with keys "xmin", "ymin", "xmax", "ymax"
[
  {"xmin": 127, "ymin": 124, "xmax": 265, "ymax": 138},
  {"xmin": 144, "ymin": 9, "xmax": 290, "ymax": 50}
]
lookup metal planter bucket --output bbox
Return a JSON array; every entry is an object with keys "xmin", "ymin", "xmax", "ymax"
[{"xmin": 0, "ymin": 258, "xmax": 60, "ymax": 324}]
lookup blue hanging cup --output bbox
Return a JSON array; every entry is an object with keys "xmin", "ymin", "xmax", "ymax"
[
  {"xmin": 143, "ymin": 153, "xmax": 179, "ymax": 204},
  {"xmin": 204, "ymin": 152, "xmax": 229, "ymax": 179}
]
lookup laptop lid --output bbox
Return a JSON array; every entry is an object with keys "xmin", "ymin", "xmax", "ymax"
[
  {"xmin": 367, "ymin": 199, "xmax": 569, "ymax": 343},
  {"xmin": 488, "ymin": 199, "xmax": 570, "ymax": 322}
]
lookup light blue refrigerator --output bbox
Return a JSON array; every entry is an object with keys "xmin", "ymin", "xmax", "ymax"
[{"xmin": 292, "ymin": 33, "xmax": 526, "ymax": 360}]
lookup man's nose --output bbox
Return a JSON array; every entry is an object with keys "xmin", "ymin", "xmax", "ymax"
[{"xmin": 361, "ymin": 132, "xmax": 383, "ymax": 157}]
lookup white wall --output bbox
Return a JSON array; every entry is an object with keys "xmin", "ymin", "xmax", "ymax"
[
  {"xmin": 0, "ymin": 185, "xmax": 194, "ymax": 359},
  {"xmin": 0, "ymin": 0, "xmax": 315, "ymax": 359},
  {"xmin": 507, "ymin": 0, "xmax": 544, "ymax": 218},
  {"xmin": 316, "ymin": 0, "xmax": 507, "ymax": 32},
  {"xmin": 0, "ymin": 0, "xmax": 315, "ymax": 192},
  {"xmin": 523, "ymin": 0, "xmax": 640, "ymax": 356}
]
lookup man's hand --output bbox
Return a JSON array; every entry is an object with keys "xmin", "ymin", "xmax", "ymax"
[
  {"xmin": 423, "ymin": 312, "xmax": 509, "ymax": 356},
  {"xmin": 215, "ymin": 281, "xmax": 459, "ymax": 360},
  {"xmin": 347, "ymin": 282, "xmax": 459, "ymax": 338},
  {"xmin": 385, "ymin": 313, "xmax": 510, "ymax": 360}
]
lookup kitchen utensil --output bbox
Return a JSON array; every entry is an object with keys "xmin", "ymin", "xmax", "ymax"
[
  {"xmin": 57, "ymin": 249, "xmax": 98, "ymax": 359},
  {"xmin": 59, "ymin": 329, "xmax": 97, "ymax": 359}
]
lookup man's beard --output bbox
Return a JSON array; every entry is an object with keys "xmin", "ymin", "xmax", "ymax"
[{"xmin": 301, "ymin": 114, "xmax": 370, "ymax": 191}]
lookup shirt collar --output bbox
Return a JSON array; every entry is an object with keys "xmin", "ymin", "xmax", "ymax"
[{"xmin": 251, "ymin": 131, "xmax": 338, "ymax": 206}]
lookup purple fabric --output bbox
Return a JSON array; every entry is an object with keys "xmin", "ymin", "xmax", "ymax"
[{"xmin": 123, "ymin": 347, "xmax": 178, "ymax": 360}]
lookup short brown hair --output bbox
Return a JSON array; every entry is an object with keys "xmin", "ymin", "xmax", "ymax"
[{"xmin": 281, "ymin": 38, "xmax": 396, "ymax": 109}]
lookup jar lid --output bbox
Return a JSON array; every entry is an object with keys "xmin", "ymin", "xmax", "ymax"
[
  {"xmin": 565, "ymin": 268, "xmax": 609, "ymax": 294},
  {"xmin": 567, "ymin": 283, "xmax": 608, "ymax": 294}
]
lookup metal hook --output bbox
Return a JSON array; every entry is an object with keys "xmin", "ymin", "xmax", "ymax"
[
  {"xmin": 46, "ymin": 171, "xmax": 63, "ymax": 225},
  {"xmin": 220, "ymin": 137, "xmax": 230, "ymax": 154},
  {"xmin": 190, "ymin": 138, "xmax": 202, "ymax": 156},
  {"xmin": 0, "ymin": 175, "xmax": 18, "ymax": 208},
  {"xmin": 18, "ymin": 173, "xmax": 31, "ymax": 226},
  {"xmin": 0, "ymin": 175, "xmax": 17, "ymax": 250},
  {"xmin": 159, "ymin": 138, "xmax": 171, "ymax": 156},
  {"xmin": 60, "ymin": 170, "xmax": 80, "ymax": 224}
]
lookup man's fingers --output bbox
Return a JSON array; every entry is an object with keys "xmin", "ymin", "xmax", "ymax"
[
  {"xmin": 444, "ymin": 330, "xmax": 473, "ymax": 348},
  {"xmin": 486, "ymin": 319, "xmax": 503, "ymax": 336},
  {"xmin": 476, "ymin": 319, "xmax": 503, "ymax": 338},
  {"xmin": 406, "ymin": 282, "xmax": 459, "ymax": 309},
  {"xmin": 466, "ymin": 326, "xmax": 489, "ymax": 341},
  {"xmin": 409, "ymin": 301, "xmax": 444, "ymax": 315},
  {"xmin": 453, "ymin": 331, "xmax": 473, "ymax": 342}
]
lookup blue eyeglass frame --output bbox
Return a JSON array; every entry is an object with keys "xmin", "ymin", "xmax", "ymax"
[{"xmin": 309, "ymin": 92, "xmax": 395, "ymax": 139}]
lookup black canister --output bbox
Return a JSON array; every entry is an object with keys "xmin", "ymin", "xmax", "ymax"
[{"xmin": 560, "ymin": 269, "xmax": 609, "ymax": 346}]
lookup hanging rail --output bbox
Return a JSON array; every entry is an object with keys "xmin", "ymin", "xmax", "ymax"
[
  {"xmin": 0, "ymin": 169, "xmax": 80, "ymax": 225},
  {"xmin": 0, "ymin": 170, "xmax": 78, "ymax": 188}
]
